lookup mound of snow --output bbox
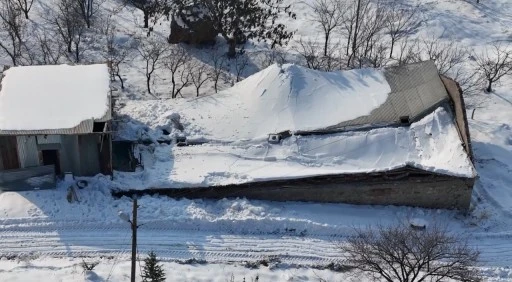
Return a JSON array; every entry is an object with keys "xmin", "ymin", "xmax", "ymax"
[
  {"xmin": 224, "ymin": 64, "xmax": 391, "ymax": 136},
  {"xmin": 118, "ymin": 64, "xmax": 391, "ymax": 142}
]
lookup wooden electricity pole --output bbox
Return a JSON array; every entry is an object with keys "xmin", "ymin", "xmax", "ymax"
[{"xmin": 131, "ymin": 198, "xmax": 138, "ymax": 282}]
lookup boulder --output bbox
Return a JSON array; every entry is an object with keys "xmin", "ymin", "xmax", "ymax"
[{"xmin": 168, "ymin": 4, "xmax": 218, "ymax": 45}]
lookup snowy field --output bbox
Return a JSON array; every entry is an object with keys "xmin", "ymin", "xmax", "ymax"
[{"xmin": 0, "ymin": 0, "xmax": 512, "ymax": 280}]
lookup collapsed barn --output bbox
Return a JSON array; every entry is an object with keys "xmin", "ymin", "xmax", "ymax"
[{"xmin": 114, "ymin": 60, "xmax": 477, "ymax": 210}]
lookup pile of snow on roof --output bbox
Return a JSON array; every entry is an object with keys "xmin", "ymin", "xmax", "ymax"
[{"xmin": 118, "ymin": 64, "xmax": 391, "ymax": 141}]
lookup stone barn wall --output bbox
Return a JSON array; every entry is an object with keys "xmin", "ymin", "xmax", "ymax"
[{"xmin": 114, "ymin": 169, "xmax": 475, "ymax": 210}]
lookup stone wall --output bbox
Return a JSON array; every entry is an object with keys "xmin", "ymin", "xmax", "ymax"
[{"xmin": 115, "ymin": 170, "xmax": 475, "ymax": 210}]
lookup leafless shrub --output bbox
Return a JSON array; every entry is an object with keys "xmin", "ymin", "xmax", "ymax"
[
  {"xmin": 295, "ymin": 38, "xmax": 341, "ymax": 71},
  {"xmin": 0, "ymin": 0, "xmax": 27, "ymax": 65},
  {"xmin": 474, "ymin": 42, "xmax": 512, "ymax": 93},
  {"xmin": 208, "ymin": 46, "xmax": 226, "ymax": 93},
  {"xmin": 260, "ymin": 49, "xmax": 287, "ymax": 69},
  {"xmin": 12, "ymin": 0, "xmax": 33, "ymax": 19},
  {"xmin": 385, "ymin": 0, "xmax": 421, "ymax": 59},
  {"xmin": 307, "ymin": 0, "xmax": 347, "ymax": 57},
  {"xmin": 233, "ymin": 50, "xmax": 249, "ymax": 82},
  {"xmin": 420, "ymin": 36, "xmax": 468, "ymax": 75},
  {"xmin": 164, "ymin": 44, "xmax": 191, "ymax": 98},
  {"xmin": 341, "ymin": 222, "xmax": 481, "ymax": 282},
  {"xmin": 395, "ymin": 37, "xmax": 421, "ymax": 66},
  {"xmin": 189, "ymin": 60, "xmax": 209, "ymax": 97},
  {"xmin": 80, "ymin": 260, "xmax": 99, "ymax": 272},
  {"xmin": 137, "ymin": 36, "xmax": 168, "ymax": 95},
  {"xmin": 361, "ymin": 38, "xmax": 389, "ymax": 68}
]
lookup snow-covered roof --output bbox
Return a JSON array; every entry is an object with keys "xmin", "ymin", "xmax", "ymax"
[
  {"xmin": 114, "ymin": 107, "xmax": 476, "ymax": 190},
  {"xmin": 0, "ymin": 64, "xmax": 111, "ymax": 135},
  {"xmin": 118, "ymin": 61, "xmax": 449, "ymax": 143}
]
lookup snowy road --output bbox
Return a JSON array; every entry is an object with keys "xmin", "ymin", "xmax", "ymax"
[{"xmin": 1, "ymin": 220, "xmax": 511, "ymax": 267}]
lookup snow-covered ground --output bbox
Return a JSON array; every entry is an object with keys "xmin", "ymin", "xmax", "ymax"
[{"xmin": 0, "ymin": 0, "xmax": 512, "ymax": 280}]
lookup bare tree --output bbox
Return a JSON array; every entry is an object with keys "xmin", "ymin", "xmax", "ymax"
[
  {"xmin": 74, "ymin": 0, "xmax": 102, "ymax": 28},
  {"xmin": 189, "ymin": 61, "xmax": 209, "ymax": 97},
  {"xmin": 474, "ymin": 43, "xmax": 512, "ymax": 93},
  {"xmin": 103, "ymin": 29, "xmax": 131, "ymax": 89},
  {"xmin": 233, "ymin": 50, "xmax": 249, "ymax": 82},
  {"xmin": 341, "ymin": 0, "xmax": 367, "ymax": 57},
  {"xmin": 385, "ymin": 1, "xmax": 421, "ymax": 59},
  {"xmin": 125, "ymin": 0, "xmax": 168, "ymax": 29},
  {"xmin": 421, "ymin": 36, "xmax": 468, "ymax": 75},
  {"xmin": 353, "ymin": 1, "xmax": 387, "ymax": 68},
  {"xmin": 341, "ymin": 222, "xmax": 481, "ymax": 282},
  {"xmin": 164, "ymin": 44, "xmax": 191, "ymax": 98},
  {"xmin": 137, "ymin": 36, "xmax": 168, "ymax": 95},
  {"xmin": 32, "ymin": 30, "xmax": 63, "ymax": 64},
  {"xmin": 307, "ymin": 0, "xmax": 346, "ymax": 57},
  {"xmin": 208, "ymin": 47, "xmax": 226, "ymax": 93},
  {"xmin": 341, "ymin": 0, "xmax": 387, "ymax": 68},
  {"xmin": 50, "ymin": 0, "xmax": 85, "ymax": 54},
  {"xmin": 71, "ymin": 25, "xmax": 85, "ymax": 63},
  {"xmin": 12, "ymin": 0, "xmax": 33, "ymax": 19},
  {"xmin": 452, "ymin": 66, "xmax": 485, "ymax": 98},
  {"xmin": 0, "ymin": 0, "xmax": 27, "ymax": 65}
]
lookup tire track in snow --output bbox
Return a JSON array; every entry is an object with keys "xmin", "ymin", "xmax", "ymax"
[{"xmin": 0, "ymin": 222, "xmax": 511, "ymax": 267}]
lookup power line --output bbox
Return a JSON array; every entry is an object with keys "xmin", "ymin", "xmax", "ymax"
[{"xmin": 105, "ymin": 231, "xmax": 131, "ymax": 282}]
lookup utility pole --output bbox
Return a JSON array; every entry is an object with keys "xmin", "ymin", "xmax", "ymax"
[{"xmin": 131, "ymin": 197, "xmax": 138, "ymax": 282}]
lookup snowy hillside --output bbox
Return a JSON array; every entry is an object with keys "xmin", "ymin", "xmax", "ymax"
[{"xmin": 0, "ymin": 0, "xmax": 512, "ymax": 280}]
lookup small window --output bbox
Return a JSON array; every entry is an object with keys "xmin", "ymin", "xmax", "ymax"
[
  {"xmin": 93, "ymin": 122, "xmax": 106, "ymax": 133},
  {"xmin": 399, "ymin": 116, "xmax": 410, "ymax": 124}
]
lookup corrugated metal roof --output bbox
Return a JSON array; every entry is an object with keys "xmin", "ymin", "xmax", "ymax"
[
  {"xmin": 317, "ymin": 60, "xmax": 449, "ymax": 132},
  {"xmin": 0, "ymin": 107, "xmax": 111, "ymax": 135}
]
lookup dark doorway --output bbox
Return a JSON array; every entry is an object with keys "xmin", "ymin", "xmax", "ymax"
[
  {"xmin": 42, "ymin": 150, "xmax": 61, "ymax": 175},
  {"xmin": 0, "ymin": 136, "xmax": 20, "ymax": 170}
]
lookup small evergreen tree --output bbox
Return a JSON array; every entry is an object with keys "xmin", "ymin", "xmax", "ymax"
[{"xmin": 142, "ymin": 251, "xmax": 166, "ymax": 282}]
